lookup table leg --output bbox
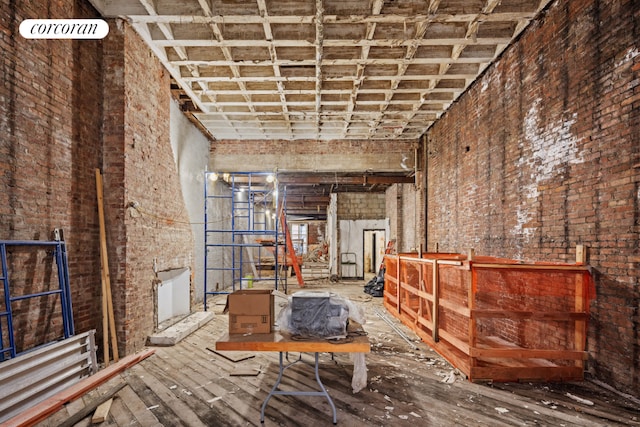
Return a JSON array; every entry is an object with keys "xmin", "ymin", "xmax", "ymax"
[
  {"xmin": 260, "ymin": 352, "xmax": 285, "ymax": 424},
  {"xmin": 260, "ymin": 352, "xmax": 338, "ymax": 425},
  {"xmin": 313, "ymin": 352, "xmax": 338, "ymax": 424}
]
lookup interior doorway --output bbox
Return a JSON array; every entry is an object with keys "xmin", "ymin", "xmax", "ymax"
[{"xmin": 363, "ymin": 230, "xmax": 386, "ymax": 279}]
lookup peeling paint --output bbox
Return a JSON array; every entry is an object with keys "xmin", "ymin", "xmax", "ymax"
[
  {"xmin": 615, "ymin": 47, "xmax": 639, "ymax": 68},
  {"xmin": 481, "ymin": 78, "xmax": 489, "ymax": 93},
  {"xmin": 512, "ymin": 98, "xmax": 583, "ymax": 245}
]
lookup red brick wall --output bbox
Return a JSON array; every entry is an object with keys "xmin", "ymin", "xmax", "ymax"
[
  {"xmin": 0, "ymin": 1, "xmax": 103, "ymax": 351},
  {"xmin": 103, "ymin": 21, "xmax": 194, "ymax": 355},
  {"xmin": 426, "ymin": 0, "xmax": 639, "ymax": 394},
  {"xmin": 307, "ymin": 221, "xmax": 325, "ymax": 245},
  {"xmin": 1, "ymin": 2, "xmax": 194, "ymax": 358}
]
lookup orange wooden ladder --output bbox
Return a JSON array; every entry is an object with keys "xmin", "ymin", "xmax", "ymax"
[{"xmin": 278, "ymin": 208, "xmax": 304, "ymax": 287}]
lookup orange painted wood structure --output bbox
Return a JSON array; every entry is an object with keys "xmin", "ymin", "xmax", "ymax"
[
  {"xmin": 279, "ymin": 207, "xmax": 304, "ymax": 287},
  {"xmin": 383, "ymin": 248, "xmax": 594, "ymax": 382}
]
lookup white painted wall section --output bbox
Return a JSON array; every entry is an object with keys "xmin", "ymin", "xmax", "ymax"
[
  {"xmin": 157, "ymin": 267, "xmax": 191, "ymax": 324},
  {"xmin": 170, "ymin": 99, "xmax": 210, "ymax": 303},
  {"xmin": 339, "ymin": 219, "xmax": 389, "ymax": 278}
]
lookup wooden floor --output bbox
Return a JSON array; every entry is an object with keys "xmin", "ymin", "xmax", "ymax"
[{"xmin": 35, "ymin": 280, "xmax": 640, "ymax": 427}]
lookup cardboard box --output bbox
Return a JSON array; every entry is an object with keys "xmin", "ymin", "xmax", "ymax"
[{"xmin": 224, "ymin": 289, "xmax": 274, "ymax": 334}]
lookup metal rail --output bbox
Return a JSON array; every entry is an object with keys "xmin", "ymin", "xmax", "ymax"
[{"xmin": 373, "ymin": 306, "xmax": 419, "ymax": 350}]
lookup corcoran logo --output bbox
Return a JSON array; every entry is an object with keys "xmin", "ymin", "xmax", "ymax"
[{"xmin": 19, "ymin": 19, "xmax": 109, "ymax": 39}]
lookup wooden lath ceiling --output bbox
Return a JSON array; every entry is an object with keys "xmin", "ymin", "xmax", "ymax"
[{"xmin": 92, "ymin": 0, "xmax": 550, "ymax": 141}]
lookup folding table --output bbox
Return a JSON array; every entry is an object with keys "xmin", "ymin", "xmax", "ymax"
[{"xmin": 215, "ymin": 328, "xmax": 370, "ymax": 424}]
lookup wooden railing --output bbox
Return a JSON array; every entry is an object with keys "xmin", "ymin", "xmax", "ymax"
[{"xmin": 383, "ymin": 248, "xmax": 593, "ymax": 382}]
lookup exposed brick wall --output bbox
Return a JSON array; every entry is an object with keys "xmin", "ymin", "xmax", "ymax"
[
  {"xmin": 307, "ymin": 221, "xmax": 325, "ymax": 245},
  {"xmin": 337, "ymin": 193, "xmax": 385, "ymax": 220},
  {"xmin": 0, "ymin": 0, "xmax": 103, "ymax": 351},
  {"xmin": 426, "ymin": 0, "xmax": 639, "ymax": 395},
  {"xmin": 103, "ymin": 20, "xmax": 194, "ymax": 355},
  {"xmin": 0, "ymin": 1, "xmax": 194, "ymax": 358}
]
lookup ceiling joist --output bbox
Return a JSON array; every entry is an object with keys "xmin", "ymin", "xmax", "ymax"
[{"xmin": 88, "ymin": 0, "xmax": 551, "ymax": 216}]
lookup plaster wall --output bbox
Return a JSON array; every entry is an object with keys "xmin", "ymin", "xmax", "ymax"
[
  {"xmin": 328, "ymin": 194, "xmax": 338, "ymax": 276},
  {"xmin": 169, "ymin": 100, "xmax": 210, "ymax": 302},
  {"xmin": 339, "ymin": 219, "xmax": 389, "ymax": 278},
  {"xmin": 211, "ymin": 139, "xmax": 415, "ymax": 173}
]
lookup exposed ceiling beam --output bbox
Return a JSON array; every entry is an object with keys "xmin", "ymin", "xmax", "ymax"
[
  {"xmin": 279, "ymin": 174, "xmax": 414, "ymax": 185},
  {"xmin": 90, "ymin": 0, "xmax": 549, "ymax": 143},
  {"xmin": 125, "ymin": 13, "xmax": 537, "ymax": 25}
]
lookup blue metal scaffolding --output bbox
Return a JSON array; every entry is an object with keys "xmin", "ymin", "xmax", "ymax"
[
  {"xmin": 204, "ymin": 172, "xmax": 287, "ymax": 309},
  {"xmin": 0, "ymin": 239, "xmax": 74, "ymax": 361}
]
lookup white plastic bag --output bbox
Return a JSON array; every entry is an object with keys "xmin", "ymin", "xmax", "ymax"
[
  {"xmin": 351, "ymin": 352, "xmax": 367, "ymax": 393},
  {"xmin": 343, "ymin": 297, "xmax": 366, "ymax": 325},
  {"xmin": 274, "ymin": 294, "xmax": 293, "ymax": 333}
]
